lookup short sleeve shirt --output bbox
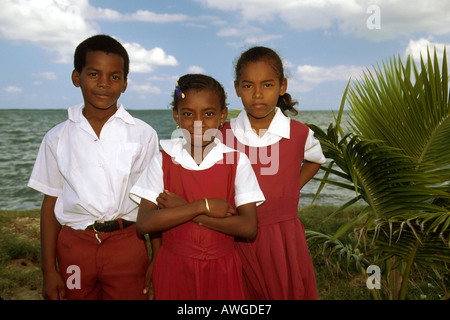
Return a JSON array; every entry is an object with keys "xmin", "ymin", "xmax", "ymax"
[
  {"xmin": 229, "ymin": 107, "xmax": 326, "ymax": 164},
  {"xmin": 130, "ymin": 138, "xmax": 265, "ymax": 208},
  {"xmin": 28, "ymin": 103, "xmax": 159, "ymax": 230}
]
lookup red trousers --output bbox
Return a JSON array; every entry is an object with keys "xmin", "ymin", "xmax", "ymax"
[{"xmin": 56, "ymin": 224, "xmax": 149, "ymax": 300}]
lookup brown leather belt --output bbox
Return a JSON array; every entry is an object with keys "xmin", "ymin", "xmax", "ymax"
[{"xmin": 86, "ymin": 219, "xmax": 134, "ymax": 233}]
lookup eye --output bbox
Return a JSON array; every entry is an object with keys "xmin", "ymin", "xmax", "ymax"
[
  {"xmin": 88, "ymin": 72, "xmax": 98, "ymax": 77},
  {"xmin": 182, "ymin": 112, "xmax": 193, "ymax": 117},
  {"xmin": 112, "ymin": 75, "xmax": 121, "ymax": 80},
  {"xmin": 205, "ymin": 111, "xmax": 215, "ymax": 117}
]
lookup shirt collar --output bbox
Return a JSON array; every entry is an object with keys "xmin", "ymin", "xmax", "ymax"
[
  {"xmin": 68, "ymin": 103, "xmax": 135, "ymax": 125},
  {"xmin": 160, "ymin": 137, "xmax": 236, "ymax": 170},
  {"xmin": 232, "ymin": 106, "xmax": 291, "ymax": 139}
]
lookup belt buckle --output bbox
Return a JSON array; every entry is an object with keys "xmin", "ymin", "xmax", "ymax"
[{"xmin": 92, "ymin": 220, "xmax": 106, "ymax": 233}]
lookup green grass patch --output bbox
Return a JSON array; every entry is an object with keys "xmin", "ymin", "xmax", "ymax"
[
  {"xmin": 0, "ymin": 210, "xmax": 42, "ymax": 300},
  {"xmin": 0, "ymin": 207, "xmax": 446, "ymax": 300}
]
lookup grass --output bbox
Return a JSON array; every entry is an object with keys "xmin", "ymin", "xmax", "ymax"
[
  {"xmin": 298, "ymin": 205, "xmax": 449, "ymax": 300},
  {"xmin": 0, "ymin": 206, "xmax": 446, "ymax": 300},
  {"xmin": 0, "ymin": 210, "xmax": 42, "ymax": 300},
  {"xmin": 298, "ymin": 205, "xmax": 373, "ymax": 300}
]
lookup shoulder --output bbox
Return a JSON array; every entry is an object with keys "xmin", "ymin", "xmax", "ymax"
[
  {"xmin": 41, "ymin": 120, "xmax": 71, "ymax": 145},
  {"xmin": 289, "ymin": 118, "xmax": 310, "ymax": 136},
  {"xmin": 290, "ymin": 118, "xmax": 309, "ymax": 129},
  {"xmin": 118, "ymin": 105, "xmax": 157, "ymax": 135},
  {"xmin": 132, "ymin": 117, "xmax": 158, "ymax": 137}
]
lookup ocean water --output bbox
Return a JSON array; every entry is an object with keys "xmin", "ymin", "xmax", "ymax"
[{"xmin": 0, "ymin": 108, "xmax": 354, "ymax": 211}]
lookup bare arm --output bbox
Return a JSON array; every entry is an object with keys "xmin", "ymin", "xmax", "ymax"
[
  {"xmin": 40, "ymin": 195, "xmax": 66, "ymax": 300},
  {"xmin": 136, "ymin": 195, "xmax": 235, "ymax": 236},
  {"xmin": 138, "ymin": 190, "xmax": 253, "ymax": 238},
  {"xmin": 193, "ymin": 202, "xmax": 257, "ymax": 239},
  {"xmin": 299, "ymin": 161, "xmax": 321, "ymax": 190}
]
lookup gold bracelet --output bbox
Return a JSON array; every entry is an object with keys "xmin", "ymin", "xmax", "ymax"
[{"xmin": 204, "ymin": 198, "xmax": 210, "ymax": 214}]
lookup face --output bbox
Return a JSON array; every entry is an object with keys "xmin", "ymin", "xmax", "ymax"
[
  {"xmin": 173, "ymin": 89, "xmax": 227, "ymax": 151},
  {"xmin": 72, "ymin": 50, "xmax": 127, "ymax": 112},
  {"xmin": 234, "ymin": 60, "xmax": 287, "ymax": 124}
]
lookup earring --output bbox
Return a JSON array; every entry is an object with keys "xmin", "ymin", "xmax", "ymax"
[{"xmin": 176, "ymin": 123, "xmax": 179, "ymax": 129}]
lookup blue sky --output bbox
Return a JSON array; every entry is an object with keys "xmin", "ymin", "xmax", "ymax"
[{"xmin": 1, "ymin": 0, "xmax": 449, "ymax": 110}]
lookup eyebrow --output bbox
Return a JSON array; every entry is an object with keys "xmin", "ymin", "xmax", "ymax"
[
  {"xmin": 241, "ymin": 79, "xmax": 276, "ymax": 83},
  {"xmin": 181, "ymin": 106, "xmax": 217, "ymax": 111},
  {"xmin": 85, "ymin": 67, "xmax": 123, "ymax": 74}
]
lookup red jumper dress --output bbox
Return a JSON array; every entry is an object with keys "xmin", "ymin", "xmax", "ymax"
[
  {"xmin": 151, "ymin": 150, "xmax": 245, "ymax": 299},
  {"xmin": 221, "ymin": 120, "xmax": 318, "ymax": 300}
]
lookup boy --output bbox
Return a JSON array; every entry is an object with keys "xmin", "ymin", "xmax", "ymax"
[{"xmin": 28, "ymin": 35, "xmax": 159, "ymax": 300}]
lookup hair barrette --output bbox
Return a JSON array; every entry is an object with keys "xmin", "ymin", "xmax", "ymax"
[{"xmin": 175, "ymin": 81, "xmax": 185, "ymax": 100}]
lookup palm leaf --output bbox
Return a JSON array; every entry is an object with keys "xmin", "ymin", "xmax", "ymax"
[{"xmin": 308, "ymin": 47, "xmax": 450, "ymax": 299}]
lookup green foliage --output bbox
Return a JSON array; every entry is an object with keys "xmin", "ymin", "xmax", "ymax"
[{"xmin": 308, "ymin": 47, "xmax": 450, "ymax": 300}]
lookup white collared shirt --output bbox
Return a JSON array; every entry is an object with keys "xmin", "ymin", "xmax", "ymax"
[
  {"xmin": 130, "ymin": 138, "xmax": 265, "ymax": 208},
  {"xmin": 28, "ymin": 103, "xmax": 159, "ymax": 230},
  {"xmin": 229, "ymin": 107, "xmax": 326, "ymax": 164}
]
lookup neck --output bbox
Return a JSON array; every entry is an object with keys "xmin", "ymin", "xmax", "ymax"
[
  {"xmin": 186, "ymin": 140, "xmax": 216, "ymax": 165},
  {"xmin": 248, "ymin": 111, "xmax": 275, "ymax": 136},
  {"xmin": 82, "ymin": 104, "xmax": 118, "ymax": 138}
]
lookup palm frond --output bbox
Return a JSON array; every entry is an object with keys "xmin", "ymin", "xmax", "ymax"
[{"xmin": 308, "ymin": 47, "xmax": 450, "ymax": 299}]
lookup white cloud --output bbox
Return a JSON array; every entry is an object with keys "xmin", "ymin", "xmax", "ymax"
[
  {"xmin": 85, "ymin": 7, "xmax": 189, "ymax": 23},
  {"xmin": 123, "ymin": 43, "xmax": 178, "ymax": 73},
  {"xmin": 0, "ymin": 0, "xmax": 179, "ymax": 73},
  {"xmin": 196, "ymin": 0, "xmax": 450, "ymax": 41},
  {"xmin": 128, "ymin": 83, "xmax": 162, "ymax": 95},
  {"xmin": 187, "ymin": 65, "xmax": 206, "ymax": 74},
  {"xmin": 5, "ymin": 86, "xmax": 22, "ymax": 94},
  {"xmin": 126, "ymin": 10, "xmax": 188, "ymax": 23},
  {"xmin": 217, "ymin": 24, "xmax": 282, "ymax": 47},
  {"xmin": 404, "ymin": 37, "xmax": 449, "ymax": 62},
  {"xmin": 291, "ymin": 64, "xmax": 364, "ymax": 92},
  {"xmin": 0, "ymin": 0, "xmax": 99, "ymax": 63}
]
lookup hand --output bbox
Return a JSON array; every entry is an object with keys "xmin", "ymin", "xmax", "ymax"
[
  {"xmin": 42, "ymin": 270, "xmax": 66, "ymax": 300},
  {"xmin": 204, "ymin": 198, "xmax": 235, "ymax": 218},
  {"xmin": 157, "ymin": 190, "xmax": 188, "ymax": 209}
]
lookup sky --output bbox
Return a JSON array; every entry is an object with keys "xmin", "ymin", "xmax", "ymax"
[{"xmin": 1, "ymin": 0, "xmax": 450, "ymax": 111}]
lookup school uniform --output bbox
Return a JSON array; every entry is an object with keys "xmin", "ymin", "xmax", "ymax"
[
  {"xmin": 130, "ymin": 137, "xmax": 265, "ymax": 299},
  {"xmin": 221, "ymin": 107, "xmax": 326, "ymax": 300},
  {"xmin": 28, "ymin": 103, "xmax": 159, "ymax": 299}
]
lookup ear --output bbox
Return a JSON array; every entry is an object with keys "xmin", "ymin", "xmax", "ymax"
[
  {"xmin": 122, "ymin": 79, "xmax": 128, "ymax": 93},
  {"xmin": 71, "ymin": 70, "xmax": 80, "ymax": 88},
  {"xmin": 280, "ymin": 78, "xmax": 287, "ymax": 96},
  {"xmin": 220, "ymin": 107, "xmax": 228, "ymax": 127},
  {"xmin": 172, "ymin": 108, "xmax": 179, "ymax": 126},
  {"xmin": 234, "ymin": 80, "xmax": 241, "ymax": 98}
]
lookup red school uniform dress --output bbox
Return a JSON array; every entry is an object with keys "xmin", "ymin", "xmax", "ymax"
[
  {"xmin": 221, "ymin": 112, "xmax": 319, "ymax": 300},
  {"xmin": 132, "ymin": 138, "xmax": 265, "ymax": 300}
]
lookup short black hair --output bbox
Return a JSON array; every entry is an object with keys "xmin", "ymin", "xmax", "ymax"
[{"xmin": 74, "ymin": 34, "xmax": 129, "ymax": 79}]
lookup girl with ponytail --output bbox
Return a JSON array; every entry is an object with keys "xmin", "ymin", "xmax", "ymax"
[{"xmin": 220, "ymin": 46, "xmax": 326, "ymax": 300}]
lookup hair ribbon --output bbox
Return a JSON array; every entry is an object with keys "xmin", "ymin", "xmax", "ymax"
[{"xmin": 175, "ymin": 82, "xmax": 185, "ymax": 100}]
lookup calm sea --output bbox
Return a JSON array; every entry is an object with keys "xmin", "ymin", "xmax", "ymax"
[{"xmin": 0, "ymin": 108, "xmax": 354, "ymax": 211}]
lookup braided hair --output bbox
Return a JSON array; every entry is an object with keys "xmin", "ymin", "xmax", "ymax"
[{"xmin": 234, "ymin": 46, "xmax": 298, "ymax": 116}]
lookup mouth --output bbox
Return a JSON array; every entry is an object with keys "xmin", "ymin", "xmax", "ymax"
[
  {"xmin": 94, "ymin": 92, "xmax": 111, "ymax": 99},
  {"xmin": 251, "ymin": 103, "xmax": 267, "ymax": 109},
  {"xmin": 187, "ymin": 130, "xmax": 217, "ymax": 144}
]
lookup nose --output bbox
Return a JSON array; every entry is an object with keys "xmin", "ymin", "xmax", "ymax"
[
  {"xmin": 253, "ymin": 86, "xmax": 263, "ymax": 98},
  {"xmin": 193, "ymin": 120, "xmax": 204, "ymax": 129},
  {"xmin": 97, "ymin": 74, "xmax": 111, "ymax": 88}
]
